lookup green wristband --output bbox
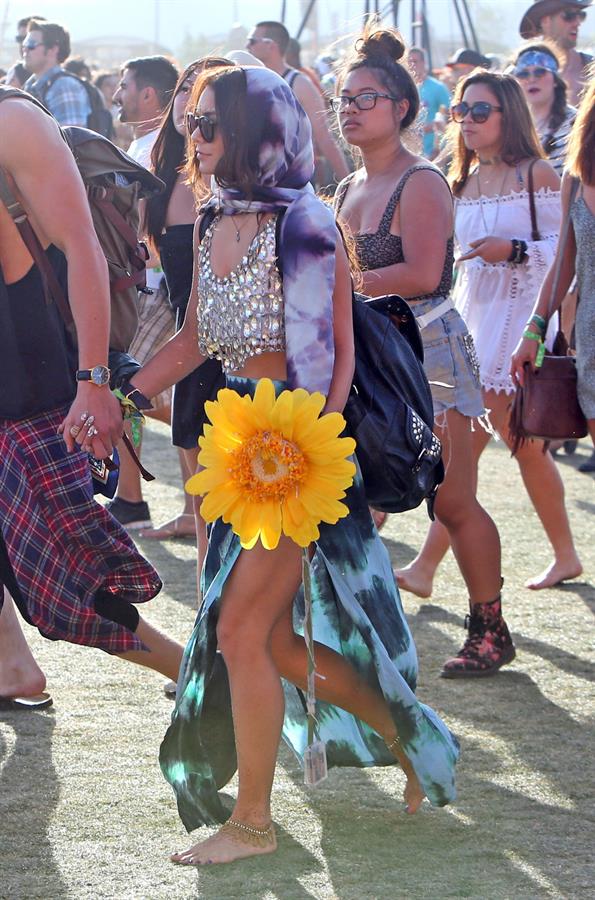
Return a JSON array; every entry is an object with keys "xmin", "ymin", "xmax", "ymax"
[
  {"xmin": 523, "ymin": 330, "xmax": 542, "ymax": 342},
  {"xmin": 536, "ymin": 342, "xmax": 546, "ymax": 367},
  {"xmin": 531, "ymin": 314, "xmax": 547, "ymax": 331}
]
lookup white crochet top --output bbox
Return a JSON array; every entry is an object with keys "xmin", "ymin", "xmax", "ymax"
[{"xmin": 453, "ymin": 187, "xmax": 560, "ymax": 395}]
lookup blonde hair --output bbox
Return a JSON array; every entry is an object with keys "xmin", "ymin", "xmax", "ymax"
[{"xmin": 565, "ymin": 70, "xmax": 595, "ymax": 185}]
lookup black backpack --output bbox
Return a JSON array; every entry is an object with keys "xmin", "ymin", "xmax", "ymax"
[
  {"xmin": 345, "ymin": 293, "xmax": 444, "ymax": 518},
  {"xmin": 40, "ymin": 70, "xmax": 114, "ymax": 139}
]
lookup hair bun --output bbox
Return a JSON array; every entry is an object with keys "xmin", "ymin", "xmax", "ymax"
[{"xmin": 358, "ymin": 26, "xmax": 406, "ymax": 63}]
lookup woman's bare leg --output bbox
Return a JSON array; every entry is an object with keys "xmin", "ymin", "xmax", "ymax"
[
  {"xmin": 172, "ymin": 535, "xmax": 425, "ymax": 867},
  {"xmin": 396, "ymin": 408, "xmax": 501, "ymax": 604},
  {"xmin": 484, "ymin": 391, "xmax": 582, "ymax": 590},
  {"xmin": 0, "ymin": 591, "xmax": 47, "ymax": 699},
  {"xmin": 270, "ymin": 608, "xmax": 424, "ymax": 813},
  {"xmin": 116, "ymin": 617, "xmax": 184, "ymax": 682},
  {"xmin": 139, "ymin": 446, "xmax": 198, "ymax": 539}
]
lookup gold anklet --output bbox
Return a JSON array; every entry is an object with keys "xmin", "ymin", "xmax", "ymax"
[
  {"xmin": 386, "ymin": 735, "xmax": 403, "ymax": 755},
  {"xmin": 222, "ymin": 818, "xmax": 275, "ymax": 847}
]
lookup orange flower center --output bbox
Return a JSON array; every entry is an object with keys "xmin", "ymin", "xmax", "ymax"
[{"xmin": 229, "ymin": 430, "xmax": 307, "ymax": 502}]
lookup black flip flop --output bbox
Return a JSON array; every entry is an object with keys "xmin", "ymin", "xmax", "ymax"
[{"xmin": 0, "ymin": 692, "xmax": 53, "ymax": 711}]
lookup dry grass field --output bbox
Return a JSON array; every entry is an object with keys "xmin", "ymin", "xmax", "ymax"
[{"xmin": 1, "ymin": 420, "xmax": 593, "ymax": 899}]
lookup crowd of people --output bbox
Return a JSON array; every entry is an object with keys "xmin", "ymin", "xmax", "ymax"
[{"xmin": 0, "ymin": 0, "xmax": 593, "ymax": 870}]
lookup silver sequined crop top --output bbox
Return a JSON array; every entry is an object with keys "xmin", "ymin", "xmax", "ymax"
[{"xmin": 196, "ymin": 214, "xmax": 285, "ymax": 373}]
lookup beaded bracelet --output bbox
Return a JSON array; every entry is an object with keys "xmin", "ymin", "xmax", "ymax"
[{"xmin": 508, "ymin": 239, "xmax": 528, "ymax": 264}]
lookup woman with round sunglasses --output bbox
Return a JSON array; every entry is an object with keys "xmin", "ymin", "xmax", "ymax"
[
  {"xmin": 140, "ymin": 57, "xmax": 232, "ymax": 547},
  {"xmin": 124, "ymin": 63, "xmax": 459, "ymax": 866},
  {"xmin": 512, "ymin": 42, "xmax": 576, "ymax": 175},
  {"xmin": 334, "ymin": 24, "xmax": 511, "ymax": 679},
  {"xmin": 400, "ymin": 71, "xmax": 582, "ymax": 599}
]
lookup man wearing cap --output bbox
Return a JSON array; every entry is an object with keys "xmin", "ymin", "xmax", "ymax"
[
  {"xmin": 520, "ymin": 0, "xmax": 593, "ymax": 104},
  {"xmin": 445, "ymin": 47, "xmax": 491, "ymax": 87}
]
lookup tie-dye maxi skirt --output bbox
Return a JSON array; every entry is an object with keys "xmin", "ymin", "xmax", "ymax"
[{"xmin": 160, "ymin": 376, "xmax": 459, "ymax": 832}]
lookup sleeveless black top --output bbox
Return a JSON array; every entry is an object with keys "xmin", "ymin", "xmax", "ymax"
[
  {"xmin": 1, "ymin": 246, "xmax": 75, "ymax": 419},
  {"xmin": 335, "ymin": 164, "xmax": 454, "ymax": 302},
  {"xmin": 158, "ymin": 224, "xmax": 194, "ymax": 317}
]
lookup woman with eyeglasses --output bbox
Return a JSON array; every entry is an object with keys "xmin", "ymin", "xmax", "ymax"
[
  {"xmin": 140, "ymin": 57, "xmax": 231, "ymax": 547},
  {"xmin": 124, "ymin": 63, "xmax": 459, "ymax": 866},
  {"xmin": 334, "ymin": 24, "xmax": 511, "ymax": 679},
  {"xmin": 512, "ymin": 42, "xmax": 576, "ymax": 175},
  {"xmin": 398, "ymin": 70, "xmax": 582, "ymax": 601}
]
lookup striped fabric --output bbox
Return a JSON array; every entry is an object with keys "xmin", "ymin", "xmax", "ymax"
[
  {"xmin": 0, "ymin": 405, "xmax": 162, "ymax": 653},
  {"xmin": 540, "ymin": 105, "xmax": 576, "ymax": 176}
]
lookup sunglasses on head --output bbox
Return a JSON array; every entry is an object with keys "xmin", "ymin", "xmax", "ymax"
[
  {"xmin": 561, "ymin": 9, "xmax": 587, "ymax": 21},
  {"xmin": 451, "ymin": 100, "xmax": 503, "ymax": 123},
  {"xmin": 185, "ymin": 111, "xmax": 217, "ymax": 142},
  {"xmin": 515, "ymin": 66, "xmax": 550, "ymax": 79}
]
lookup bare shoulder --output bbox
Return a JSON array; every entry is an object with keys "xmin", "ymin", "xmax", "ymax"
[
  {"xmin": 0, "ymin": 95, "xmax": 65, "ymax": 169},
  {"xmin": 400, "ymin": 164, "xmax": 451, "ymax": 204},
  {"xmin": 529, "ymin": 158, "xmax": 561, "ymax": 192}
]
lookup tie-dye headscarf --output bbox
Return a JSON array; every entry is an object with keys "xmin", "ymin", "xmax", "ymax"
[{"xmin": 203, "ymin": 67, "xmax": 337, "ymax": 397}]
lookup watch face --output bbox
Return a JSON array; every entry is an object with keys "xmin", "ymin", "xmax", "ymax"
[{"xmin": 91, "ymin": 365, "xmax": 110, "ymax": 386}]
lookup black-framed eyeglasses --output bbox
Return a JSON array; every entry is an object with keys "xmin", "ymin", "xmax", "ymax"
[
  {"xmin": 451, "ymin": 100, "xmax": 503, "ymax": 124},
  {"xmin": 331, "ymin": 91, "xmax": 400, "ymax": 113},
  {"xmin": 185, "ymin": 111, "xmax": 218, "ymax": 142},
  {"xmin": 561, "ymin": 9, "xmax": 587, "ymax": 22},
  {"xmin": 514, "ymin": 66, "xmax": 550, "ymax": 80},
  {"xmin": 21, "ymin": 37, "xmax": 44, "ymax": 50}
]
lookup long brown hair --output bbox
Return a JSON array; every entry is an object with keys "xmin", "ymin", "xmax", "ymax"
[
  {"xmin": 145, "ymin": 57, "xmax": 232, "ymax": 246},
  {"xmin": 185, "ymin": 66, "xmax": 261, "ymax": 200},
  {"xmin": 565, "ymin": 70, "xmax": 595, "ymax": 185},
  {"xmin": 448, "ymin": 71, "xmax": 545, "ymax": 197}
]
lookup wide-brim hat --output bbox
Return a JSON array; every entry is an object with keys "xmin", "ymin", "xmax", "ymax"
[{"xmin": 520, "ymin": 0, "xmax": 592, "ymax": 39}]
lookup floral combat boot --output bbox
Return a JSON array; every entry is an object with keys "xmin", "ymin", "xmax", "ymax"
[{"xmin": 441, "ymin": 593, "xmax": 515, "ymax": 678}]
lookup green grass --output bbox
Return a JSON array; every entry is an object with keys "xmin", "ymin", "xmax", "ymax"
[{"xmin": 1, "ymin": 422, "xmax": 593, "ymax": 899}]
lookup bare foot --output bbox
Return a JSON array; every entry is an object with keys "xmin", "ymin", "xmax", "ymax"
[
  {"xmin": 393, "ymin": 563, "xmax": 433, "ymax": 599},
  {"xmin": 139, "ymin": 513, "xmax": 196, "ymax": 541},
  {"xmin": 171, "ymin": 820, "xmax": 277, "ymax": 866},
  {"xmin": 386, "ymin": 737, "xmax": 426, "ymax": 814},
  {"xmin": 525, "ymin": 557, "xmax": 583, "ymax": 590},
  {"xmin": 0, "ymin": 597, "xmax": 47, "ymax": 699}
]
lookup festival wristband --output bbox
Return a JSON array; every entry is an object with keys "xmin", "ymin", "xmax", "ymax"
[
  {"xmin": 530, "ymin": 313, "xmax": 547, "ymax": 332},
  {"xmin": 113, "ymin": 387, "xmax": 147, "ymax": 447},
  {"xmin": 522, "ymin": 330, "xmax": 542, "ymax": 342},
  {"xmin": 536, "ymin": 342, "xmax": 545, "ymax": 367}
]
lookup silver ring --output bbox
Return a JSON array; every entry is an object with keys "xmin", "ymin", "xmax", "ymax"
[
  {"xmin": 80, "ymin": 410, "xmax": 90, "ymax": 422},
  {"xmin": 87, "ymin": 425, "xmax": 99, "ymax": 438},
  {"xmin": 69, "ymin": 424, "xmax": 81, "ymax": 437},
  {"xmin": 84, "ymin": 415, "xmax": 95, "ymax": 428}
]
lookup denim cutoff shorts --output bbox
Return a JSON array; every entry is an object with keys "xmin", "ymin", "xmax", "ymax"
[{"xmin": 413, "ymin": 296, "xmax": 485, "ymax": 419}]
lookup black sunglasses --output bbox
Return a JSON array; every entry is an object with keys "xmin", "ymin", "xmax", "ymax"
[
  {"xmin": 561, "ymin": 9, "xmax": 587, "ymax": 21},
  {"xmin": 451, "ymin": 100, "xmax": 503, "ymax": 124},
  {"xmin": 185, "ymin": 111, "xmax": 217, "ymax": 142},
  {"xmin": 15, "ymin": 34, "xmax": 24, "ymax": 44},
  {"xmin": 331, "ymin": 91, "xmax": 400, "ymax": 113}
]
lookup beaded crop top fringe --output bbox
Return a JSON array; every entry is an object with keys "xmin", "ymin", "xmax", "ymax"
[{"xmin": 197, "ymin": 214, "xmax": 285, "ymax": 373}]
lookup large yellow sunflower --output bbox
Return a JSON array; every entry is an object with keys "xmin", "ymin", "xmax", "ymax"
[{"xmin": 186, "ymin": 378, "xmax": 356, "ymax": 550}]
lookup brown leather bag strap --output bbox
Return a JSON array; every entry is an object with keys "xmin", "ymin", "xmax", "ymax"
[
  {"xmin": 0, "ymin": 165, "xmax": 75, "ymax": 327},
  {"xmin": 527, "ymin": 159, "xmax": 541, "ymax": 241}
]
